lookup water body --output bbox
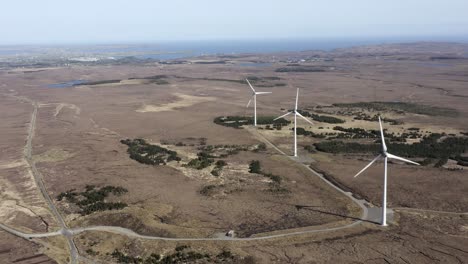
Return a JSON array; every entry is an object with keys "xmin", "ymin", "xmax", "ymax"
[
  {"xmin": 4, "ymin": 36, "xmax": 468, "ymax": 60},
  {"xmin": 48, "ymin": 80, "xmax": 87, "ymax": 88}
]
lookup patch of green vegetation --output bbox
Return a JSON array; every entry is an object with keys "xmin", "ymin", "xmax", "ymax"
[
  {"xmin": 244, "ymin": 76, "xmax": 286, "ymax": 87},
  {"xmin": 333, "ymin": 101, "xmax": 458, "ymax": 117},
  {"xmin": 295, "ymin": 127, "xmax": 326, "ymax": 138},
  {"xmin": 430, "ymin": 56, "xmax": 462, "ymax": 60},
  {"xmin": 194, "ymin": 60, "xmax": 227, "ymax": 64},
  {"xmin": 178, "ymin": 76, "xmax": 244, "ymax": 84},
  {"xmin": 434, "ymin": 157, "xmax": 448, "ymax": 168},
  {"xmin": 57, "ymin": 185, "xmax": 128, "ymax": 215},
  {"xmin": 110, "ymin": 75, "xmax": 171, "ymax": 85},
  {"xmin": 330, "ymin": 126, "xmax": 418, "ymax": 142},
  {"xmin": 275, "ymin": 66, "xmax": 327, "ymax": 72},
  {"xmin": 166, "ymin": 75, "xmax": 285, "ymax": 87},
  {"xmin": 149, "ymin": 79, "xmax": 169, "ymax": 85},
  {"xmin": 186, "ymin": 151, "xmax": 215, "ymax": 170},
  {"xmin": 186, "ymin": 143, "xmax": 265, "ymax": 172},
  {"xmin": 75, "ymin": 79, "xmax": 121, "ymax": 86},
  {"xmin": 199, "ymin": 144, "xmax": 246, "ymax": 157},
  {"xmin": 214, "ymin": 116, "xmax": 290, "ymax": 129},
  {"xmin": 249, "ymin": 160, "xmax": 285, "ymax": 190},
  {"xmin": 211, "ymin": 160, "xmax": 227, "ymax": 176},
  {"xmin": 314, "ymin": 134, "xmax": 468, "ymax": 162},
  {"xmin": 419, "ymin": 158, "xmax": 434, "ymax": 166},
  {"xmin": 451, "ymin": 156, "xmax": 468, "ymax": 167},
  {"xmin": 298, "ymin": 110, "xmax": 345, "ymax": 124},
  {"xmin": 253, "ymin": 143, "xmax": 267, "ymax": 152},
  {"xmin": 248, "ymin": 160, "xmax": 261, "ymax": 174},
  {"xmin": 332, "ymin": 126, "xmax": 379, "ymax": 139},
  {"xmin": 135, "ymin": 75, "xmax": 168, "ymax": 80},
  {"xmin": 111, "ymin": 246, "xmax": 240, "ymax": 264},
  {"xmin": 121, "ymin": 138, "xmax": 181, "ymax": 165},
  {"xmin": 352, "ymin": 113, "xmax": 403, "ymax": 125}
]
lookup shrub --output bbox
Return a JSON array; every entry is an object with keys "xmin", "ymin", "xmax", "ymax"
[
  {"xmin": 121, "ymin": 138, "xmax": 180, "ymax": 166},
  {"xmin": 57, "ymin": 185, "xmax": 128, "ymax": 215},
  {"xmin": 249, "ymin": 160, "xmax": 261, "ymax": 173}
]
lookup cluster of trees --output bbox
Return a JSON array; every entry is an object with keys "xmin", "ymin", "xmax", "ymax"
[
  {"xmin": 332, "ymin": 126, "xmax": 379, "ymax": 139},
  {"xmin": 214, "ymin": 116, "xmax": 290, "ymax": 129},
  {"xmin": 198, "ymin": 144, "xmax": 248, "ymax": 158},
  {"xmin": 314, "ymin": 134, "xmax": 468, "ymax": 167},
  {"xmin": 186, "ymin": 143, "xmax": 267, "ymax": 173},
  {"xmin": 243, "ymin": 76, "xmax": 286, "ymax": 87},
  {"xmin": 121, "ymin": 138, "xmax": 181, "ymax": 165},
  {"xmin": 333, "ymin": 101, "xmax": 458, "ymax": 117},
  {"xmin": 248, "ymin": 160, "xmax": 261, "ymax": 173},
  {"xmin": 57, "ymin": 185, "xmax": 128, "ymax": 215},
  {"xmin": 352, "ymin": 113, "xmax": 402, "ymax": 125},
  {"xmin": 293, "ymin": 124, "xmax": 425, "ymax": 143},
  {"xmin": 295, "ymin": 127, "xmax": 326, "ymax": 138},
  {"xmin": 111, "ymin": 247, "xmax": 237, "ymax": 264},
  {"xmin": 331, "ymin": 126, "xmax": 415, "ymax": 142},
  {"xmin": 249, "ymin": 160, "xmax": 282, "ymax": 184},
  {"xmin": 297, "ymin": 110, "xmax": 345, "ymax": 124},
  {"xmin": 186, "ymin": 151, "xmax": 215, "ymax": 170},
  {"xmin": 81, "ymin": 202, "xmax": 127, "ymax": 215}
]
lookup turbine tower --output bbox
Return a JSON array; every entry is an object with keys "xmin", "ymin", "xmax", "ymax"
[
  {"xmin": 246, "ymin": 78, "xmax": 272, "ymax": 126},
  {"xmin": 274, "ymin": 88, "xmax": 314, "ymax": 157},
  {"xmin": 353, "ymin": 116, "xmax": 420, "ymax": 226}
]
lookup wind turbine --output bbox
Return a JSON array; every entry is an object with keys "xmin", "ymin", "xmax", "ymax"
[
  {"xmin": 274, "ymin": 88, "xmax": 314, "ymax": 157},
  {"xmin": 246, "ymin": 78, "xmax": 272, "ymax": 126},
  {"xmin": 353, "ymin": 116, "xmax": 420, "ymax": 226}
]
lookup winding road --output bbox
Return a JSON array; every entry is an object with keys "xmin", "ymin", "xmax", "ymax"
[{"xmin": 2, "ymin": 95, "xmax": 463, "ymax": 263}]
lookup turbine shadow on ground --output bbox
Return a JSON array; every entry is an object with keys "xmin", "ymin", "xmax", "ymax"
[{"xmin": 294, "ymin": 204, "xmax": 377, "ymax": 224}]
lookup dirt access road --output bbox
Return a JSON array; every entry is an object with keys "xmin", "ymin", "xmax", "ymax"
[{"xmin": 1, "ymin": 94, "xmax": 465, "ymax": 263}]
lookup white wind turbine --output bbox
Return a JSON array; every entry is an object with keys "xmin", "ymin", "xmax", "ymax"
[
  {"xmin": 274, "ymin": 88, "xmax": 314, "ymax": 157},
  {"xmin": 354, "ymin": 116, "xmax": 420, "ymax": 226},
  {"xmin": 246, "ymin": 78, "xmax": 272, "ymax": 126}
]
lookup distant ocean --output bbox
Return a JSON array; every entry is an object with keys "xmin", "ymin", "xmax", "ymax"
[
  {"xmin": 1, "ymin": 36, "xmax": 468, "ymax": 60},
  {"xmin": 95, "ymin": 37, "xmax": 468, "ymax": 60}
]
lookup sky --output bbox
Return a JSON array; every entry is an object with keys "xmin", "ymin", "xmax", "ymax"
[{"xmin": 2, "ymin": 0, "xmax": 468, "ymax": 45}]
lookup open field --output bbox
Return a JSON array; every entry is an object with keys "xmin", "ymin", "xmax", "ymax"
[{"xmin": 0, "ymin": 42, "xmax": 467, "ymax": 263}]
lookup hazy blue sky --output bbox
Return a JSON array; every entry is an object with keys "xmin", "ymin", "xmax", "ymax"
[{"xmin": 2, "ymin": 0, "xmax": 468, "ymax": 44}]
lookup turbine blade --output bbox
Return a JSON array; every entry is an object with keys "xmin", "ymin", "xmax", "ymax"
[
  {"xmin": 354, "ymin": 154, "xmax": 382, "ymax": 178},
  {"xmin": 379, "ymin": 116, "xmax": 387, "ymax": 152},
  {"xmin": 274, "ymin": 112, "xmax": 292, "ymax": 121},
  {"xmin": 255, "ymin": 92, "xmax": 272, "ymax": 95},
  {"xmin": 296, "ymin": 112, "xmax": 314, "ymax": 125},
  {"xmin": 386, "ymin": 153, "xmax": 420, "ymax": 166},
  {"xmin": 246, "ymin": 79, "xmax": 256, "ymax": 93},
  {"xmin": 246, "ymin": 97, "xmax": 252, "ymax": 108},
  {"xmin": 295, "ymin": 88, "xmax": 299, "ymax": 111}
]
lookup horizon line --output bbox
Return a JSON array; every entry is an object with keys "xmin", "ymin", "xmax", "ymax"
[{"xmin": 2, "ymin": 35, "xmax": 468, "ymax": 47}]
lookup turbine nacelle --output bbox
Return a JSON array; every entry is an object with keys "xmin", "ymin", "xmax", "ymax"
[
  {"xmin": 273, "ymin": 88, "xmax": 314, "ymax": 156},
  {"xmin": 245, "ymin": 78, "xmax": 271, "ymax": 126}
]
